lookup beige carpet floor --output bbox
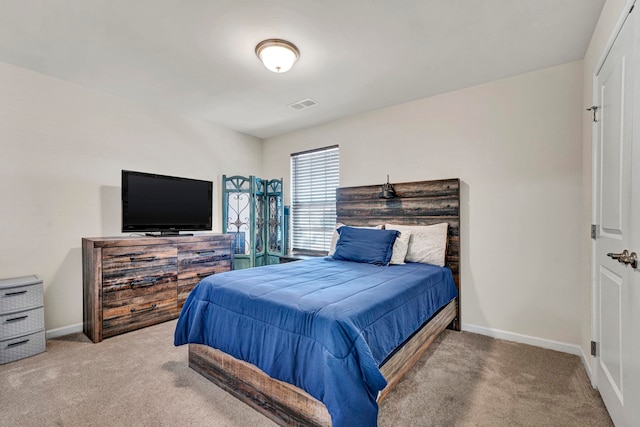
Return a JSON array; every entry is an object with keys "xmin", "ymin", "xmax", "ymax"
[{"xmin": 0, "ymin": 320, "xmax": 612, "ymax": 426}]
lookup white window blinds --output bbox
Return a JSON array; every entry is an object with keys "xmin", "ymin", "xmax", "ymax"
[{"xmin": 290, "ymin": 146, "xmax": 339, "ymax": 253}]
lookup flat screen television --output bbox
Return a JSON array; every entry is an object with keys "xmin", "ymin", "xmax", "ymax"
[{"xmin": 122, "ymin": 170, "xmax": 213, "ymax": 235}]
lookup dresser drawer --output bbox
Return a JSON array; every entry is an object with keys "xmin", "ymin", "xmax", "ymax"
[
  {"xmin": 102, "ymin": 270, "xmax": 177, "ymax": 294},
  {"xmin": 102, "ymin": 288, "xmax": 177, "ymax": 338},
  {"xmin": 103, "ymin": 274, "xmax": 177, "ymax": 303},
  {"xmin": 177, "ymin": 240, "xmax": 232, "ymax": 310},
  {"xmin": 0, "ymin": 330, "xmax": 46, "ymax": 364},
  {"xmin": 102, "ymin": 245, "xmax": 177, "ymax": 291},
  {"xmin": 178, "ymin": 241, "xmax": 231, "ymax": 274},
  {"xmin": 177, "ymin": 269, "xmax": 217, "ymax": 309},
  {"xmin": 102, "ymin": 245, "xmax": 177, "ymax": 274},
  {"xmin": 0, "ymin": 307, "xmax": 44, "ymax": 340},
  {"xmin": 0, "ymin": 281, "xmax": 44, "ymax": 313},
  {"xmin": 101, "ymin": 246, "xmax": 178, "ymax": 338}
]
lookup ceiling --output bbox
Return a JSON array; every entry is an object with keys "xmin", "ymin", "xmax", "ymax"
[{"xmin": 0, "ymin": 0, "xmax": 605, "ymax": 139}]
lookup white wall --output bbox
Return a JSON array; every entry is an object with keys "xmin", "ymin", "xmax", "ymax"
[
  {"xmin": 580, "ymin": 0, "xmax": 630, "ymax": 374},
  {"xmin": 0, "ymin": 61, "xmax": 262, "ymax": 333},
  {"xmin": 263, "ymin": 61, "xmax": 584, "ymax": 346}
]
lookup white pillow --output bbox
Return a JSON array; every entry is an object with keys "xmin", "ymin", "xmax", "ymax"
[
  {"xmin": 385, "ymin": 223, "xmax": 448, "ymax": 266},
  {"xmin": 388, "ymin": 230, "xmax": 412, "ymax": 265},
  {"xmin": 328, "ymin": 223, "xmax": 382, "ymax": 255}
]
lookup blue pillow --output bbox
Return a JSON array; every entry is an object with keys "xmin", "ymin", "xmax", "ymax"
[{"xmin": 332, "ymin": 226, "xmax": 400, "ymax": 266}]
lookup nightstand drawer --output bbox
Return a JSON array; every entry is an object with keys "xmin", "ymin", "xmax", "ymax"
[
  {"xmin": 0, "ymin": 280, "xmax": 43, "ymax": 313},
  {"xmin": 0, "ymin": 330, "xmax": 46, "ymax": 364},
  {"xmin": 0, "ymin": 307, "xmax": 44, "ymax": 340}
]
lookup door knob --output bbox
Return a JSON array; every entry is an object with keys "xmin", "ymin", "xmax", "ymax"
[
  {"xmin": 622, "ymin": 251, "xmax": 638, "ymax": 268},
  {"xmin": 607, "ymin": 250, "xmax": 629, "ymax": 260},
  {"xmin": 607, "ymin": 250, "xmax": 638, "ymax": 268}
]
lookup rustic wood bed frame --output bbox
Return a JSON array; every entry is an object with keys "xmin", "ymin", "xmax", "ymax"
[{"xmin": 188, "ymin": 178, "xmax": 461, "ymax": 426}]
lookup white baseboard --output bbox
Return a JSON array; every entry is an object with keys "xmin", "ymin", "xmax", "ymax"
[
  {"xmin": 461, "ymin": 323, "xmax": 583, "ymax": 356},
  {"xmin": 580, "ymin": 347, "xmax": 596, "ymax": 387},
  {"xmin": 46, "ymin": 323, "xmax": 83, "ymax": 339},
  {"xmin": 462, "ymin": 322, "xmax": 596, "ymax": 387}
]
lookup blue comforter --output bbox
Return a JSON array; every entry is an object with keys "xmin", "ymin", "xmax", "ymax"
[{"xmin": 174, "ymin": 257, "xmax": 457, "ymax": 426}]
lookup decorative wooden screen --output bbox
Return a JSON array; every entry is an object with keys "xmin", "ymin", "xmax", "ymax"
[
  {"xmin": 265, "ymin": 179, "xmax": 285, "ymax": 264},
  {"xmin": 222, "ymin": 175, "xmax": 285, "ymax": 269}
]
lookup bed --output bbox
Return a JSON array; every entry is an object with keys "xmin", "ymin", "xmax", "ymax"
[{"xmin": 174, "ymin": 178, "xmax": 461, "ymax": 426}]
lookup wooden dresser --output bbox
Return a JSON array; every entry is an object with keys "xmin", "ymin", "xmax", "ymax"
[{"xmin": 82, "ymin": 234, "xmax": 234, "ymax": 343}]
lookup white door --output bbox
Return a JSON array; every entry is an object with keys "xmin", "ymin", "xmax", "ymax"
[{"xmin": 593, "ymin": 3, "xmax": 639, "ymax": 426}]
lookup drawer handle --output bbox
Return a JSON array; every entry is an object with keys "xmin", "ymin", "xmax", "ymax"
[
  {"xmin": 197, "ymin": 272, "xmax": 214, "ymax": 278},
  {"xmin": 7, "ymin": 339, "xmax": 29, "ymax": 348},
  {"xmin": 130, "ymin": 256, "xmax": 157, "ymax": 262},
  {"xmin": 189, "ymin": 258, "xmax": 216, "ymax": 265},
  {"xmin": 196, "ymin": 250, "xmax": 216, "ymax": 256},
  {"xmin": 4, "ymin": 290, "xmax": 28, "ymax": 297},
  {"xmin": 131, "ymin": 277, "xmax": 160, "ymax": 287},
  {"xmin": 6, "ymin": 315, "xmax": 28, "ymax": 323},
  {"xmin": 122, "ymin": 252, "xmax": 143, "ymax": 257},
  {"xmin": 130, "ymin": 303, "xmax": 157, "ymax": 313}
]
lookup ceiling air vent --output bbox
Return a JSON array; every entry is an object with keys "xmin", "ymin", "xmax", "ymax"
[{"xmin": 288, "ymin": 98, "xmax": 318, "ymax": 111}]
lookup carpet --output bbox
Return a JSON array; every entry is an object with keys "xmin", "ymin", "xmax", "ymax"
[{"xmin": 0, "ymin": 320, "xmax": 612, "ymax": 426}]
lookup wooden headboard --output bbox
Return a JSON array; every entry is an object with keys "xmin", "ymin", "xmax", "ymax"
[{"xmin": 336, "ymin": 178, "xmax": 461, "ymax": 330}]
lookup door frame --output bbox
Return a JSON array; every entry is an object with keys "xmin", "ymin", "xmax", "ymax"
[{"xmin": 590, "ymin": 0, "xmax": 636, "ymax": 390}]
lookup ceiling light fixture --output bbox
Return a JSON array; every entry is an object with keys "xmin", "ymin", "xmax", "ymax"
[{"xmin": 255, "ymin": 39, "xmax": 300, "ymax": 73}]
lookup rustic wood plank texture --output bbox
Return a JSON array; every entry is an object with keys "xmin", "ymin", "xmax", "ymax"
[
  {"xmin": 190, "ymin": 344, "xmax": 331, "ymax": 427},
  {"xmin": 102, "ymin": 245, "xmax": 178, "ymax": 271},
  {"xmin": 337, "ymin": 196, "xmax": 459, "ymax": 218},
  {"xmin": 82, "ymin": 234, "xmax": 234, "ymax": 342},
  {"xmin": 102, "ymin": 275, "xmax": 177, "ymax": 302},
  {"xmin": 177, "ymin": 239, "xmax": 233, "ymax": 310},
  {"xmin": 83, "ymin": 234, "xmax": 235, "ymax": 248},
  {"xmin": 103, "ymin": 294, "xmax": 178, "ymax": 338},
  {"xmin": 336, "ymin": 179, "xmax": 459, "ymax": 201},
  {"xmin": 177, "ymin": 245, "xmax": 232, "ymax": 274},
  {"xmin": 82, "ymin": 241, "xmax": 102, "ymax": 343},
  {"xmin": 177, "ymin": 267, "xmax": 224, "ymax": 309}
]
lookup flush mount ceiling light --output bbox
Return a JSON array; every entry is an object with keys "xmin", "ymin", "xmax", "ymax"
[{"xmin": 255, "ymin": 39, "xmax": 300, "ymax": 73}]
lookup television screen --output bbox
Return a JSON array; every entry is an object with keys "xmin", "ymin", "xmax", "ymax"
[{"xmin": 122, "ymin": 170, "xmax": 213, "ymax": 235}]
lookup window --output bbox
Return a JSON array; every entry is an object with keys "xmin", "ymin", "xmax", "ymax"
[{"xmin": 290, "ymin": 145, "xmax": 339, "ymax": 253}]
